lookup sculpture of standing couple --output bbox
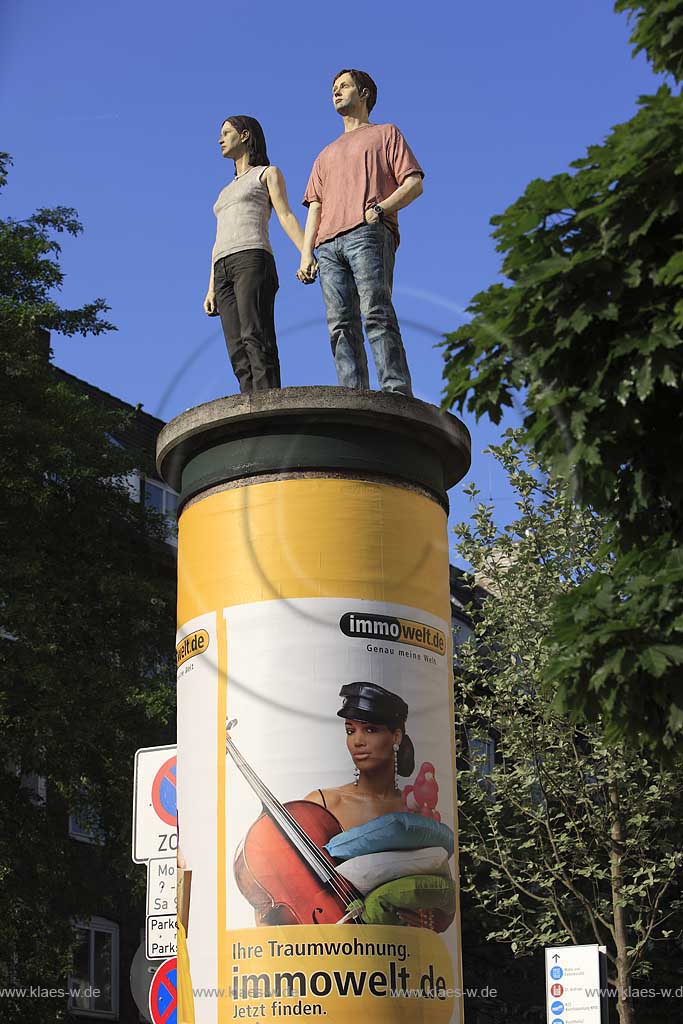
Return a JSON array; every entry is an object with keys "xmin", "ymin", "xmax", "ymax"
[{"xmin": 204, "ymin": 69, "xmax": 424, "ymax": 397}]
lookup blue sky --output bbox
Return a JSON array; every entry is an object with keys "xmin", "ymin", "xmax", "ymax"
[{"xmin": 1, "ymin": 0, "xmax": 662, "ymax": 529}]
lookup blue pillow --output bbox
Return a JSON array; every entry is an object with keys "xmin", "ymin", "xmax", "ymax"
[{"xmin": 325, "ymin": 812, "xmax": 454, "ymax": 860}]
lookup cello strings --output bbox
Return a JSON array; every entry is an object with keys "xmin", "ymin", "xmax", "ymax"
[
  {"xmin": 227, "ymin": 738, "xmax": 361, "ymax": 912},
  {"xmin": 226, "ymin": 728, "xmax": 340, "ymax": 883},
  {"xmin": 226, "ymin": 735, "xmax": 330, "ymax": 874},
  {"xmin": 226, "ymin": 734, "xmax": 364, "ymax": 913},
  {"xmin": 226, "ymin": 734, "xmax": 335, "ymax": 877}
]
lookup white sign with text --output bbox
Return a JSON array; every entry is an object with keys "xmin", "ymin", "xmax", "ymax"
[
  {"xmin": 146, "ymin": 857, "xmax": 177, "ymax": 916},
  {"xmin": 545, "ymin": 944, "xmax": 606, "ymax": 1024},
  {"xmin": 146, "ymin": 913, "xmax": 177, "ymax": 961}
]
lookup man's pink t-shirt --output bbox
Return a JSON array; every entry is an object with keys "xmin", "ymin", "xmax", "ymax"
[{"xmin": 303, "ymin": 123, "xmax": 423, "ymax": 249}]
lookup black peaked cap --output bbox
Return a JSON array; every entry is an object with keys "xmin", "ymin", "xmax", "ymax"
[{"xmin": 337, "ymin": 682, "xmax": 408, "ymax": 728}]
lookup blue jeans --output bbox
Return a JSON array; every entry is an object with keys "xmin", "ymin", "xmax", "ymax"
[{"xmin": 317, "ymin": 222, "xmax": 413, "ymax": 395}]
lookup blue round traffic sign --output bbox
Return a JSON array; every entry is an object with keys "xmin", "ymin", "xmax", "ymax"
[
  {"xmin": 552, "ymin": 1019, "xmax": 564, "ymax": 1024},
  {"xmin": 550, "ymin": 965, "xmax": 563, "ymax": 979},
  {"xmin": 149, "ymin": 957, "xmax": 177, "ymax": 1024},
  {"xmin": 551, "ymin": 1001, "xmax": 564, "ymax": 1015}
]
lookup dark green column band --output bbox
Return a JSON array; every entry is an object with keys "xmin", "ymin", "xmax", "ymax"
[
  {"xmin": 179, "ymin": 424, "xmax": 448, "ymax": 510},
  {"xmin": 156, "ymin": 388, "xmax": 471, "ymax": 514}
]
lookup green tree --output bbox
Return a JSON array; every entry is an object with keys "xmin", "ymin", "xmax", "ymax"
[
  {"xmin": 454, "ymin": 436, "xmax": 683, "ymax": 1024},
  {"xmin": 441, "ymin": 1, "xmax": 683, "ymax": 754},
  {"xmin": 616, "ymin": 0, "xmax": 683, "ymax": 79},
  {"xmin": 0, "ymin": 153, "xmax": 175, "ymax": 1021}
]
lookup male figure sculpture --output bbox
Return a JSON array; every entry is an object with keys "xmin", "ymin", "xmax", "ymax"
[{"xmin": 298, "ymin": 69, "xmax": 424, "ymax": 396}]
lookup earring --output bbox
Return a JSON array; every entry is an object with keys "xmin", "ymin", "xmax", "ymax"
[
  {"xmin": 393, "ymin": 743, "xmax": 400, "ymax": 790},
  {"xmin": 353, "ymin": 766, "xmax": 360, "ymax": 786}
]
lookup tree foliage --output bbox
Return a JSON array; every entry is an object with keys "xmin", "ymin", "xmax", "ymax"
[
  {"xmin": 441, "ymin": 5, "xmax": 683, "ymax": 754},
  {"xmin": 0, "ymin": 155, "xmax": 115, "ymax": 340},
  {"xmin": 455, "ymin": 436, "xmax": 683, "ymax": 1024},
  {"xmin": 615, "ymin": 0, "xmax": 683, "ymax": 81},
  {"xmin": 0, "ymin": 153, "xmax": 175, "ymax": 1021}
]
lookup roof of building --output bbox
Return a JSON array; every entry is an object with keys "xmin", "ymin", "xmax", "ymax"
[
  {"xmin": 53, "ymin": 366, "xmax": 165, "ymax": 465},
  {"xmin": 449, "ymin": 564, "xmax": 490, "ymax": 624}
]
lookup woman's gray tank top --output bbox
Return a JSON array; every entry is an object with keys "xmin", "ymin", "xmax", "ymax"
[{"xmin": 212, "ymin": 165, "xmax": 272, "ymax": 264}]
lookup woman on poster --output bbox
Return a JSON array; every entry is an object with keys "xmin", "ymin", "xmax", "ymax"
[
  {"xmin": 303, "ymin": 682, "xmax": 415, "ymax": 829},
  {"xmin": 204, "ymin": 115, "xmax": 313, "ymax": 393},
  {"xmin": 226, "ymin": 682, "xmax": 456, "ymax": 930}
]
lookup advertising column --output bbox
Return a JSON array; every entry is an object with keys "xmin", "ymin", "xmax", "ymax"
[{"xmin": 158, "ymin": 388, "xmax": 471, "ymax": 1024}]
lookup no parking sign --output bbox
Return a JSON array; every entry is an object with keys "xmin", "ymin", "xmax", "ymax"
[
  {"xmin": 152, "ymin": 756, "xmax": 177, "ymax": 827},
  {"xmin": 149, "ymin": 957, "xmax": 177, "ymax": 1024},
  {"xmin": 133, "ymin": 745, "xmax": 177, "ymax": 863}
]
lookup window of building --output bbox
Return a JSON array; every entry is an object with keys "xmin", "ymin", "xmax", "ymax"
[
  {"xmin": 19, "ymin": 771, "xmax": 47, "ymax": 806},
  {"xmin": 68, "ymin": 781, "xmax": 105, "ymax": 845},
  {"xmin": 451, "ymin": 610, "xmax": 473, "ymax": 647},
  {"xmin": 143, "ymin": 478, "xmax": 179, "ymax": 545},
  {"xmin": 123, "ymin": 471, "xmax": 141, "ymax": 503},
  {"xmin": 68, "ymin": 807, "xmax": 105, "ymax": 845},
  {"xmin": 143, "ymin": 478, "xmax": 176, "ymax": 515},
  {"xmin": 467, "ymin": 734, "xmax": 496, "ymax": 780},
  {"xmin": 68, "ymin": 918, "xmax": 119, "ymax": 1019},
  {"xmin": 6, "ymin": 761, "xmax": 47, "ymax": 806}
]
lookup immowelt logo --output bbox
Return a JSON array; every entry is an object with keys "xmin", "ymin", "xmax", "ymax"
[{"xmin": 340, "ymin": 612, "xmax": 446, "ymax": 656}]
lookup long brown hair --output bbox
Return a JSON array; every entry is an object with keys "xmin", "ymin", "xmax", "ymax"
[{"xmin": 223, "ymin": 115, "xmax": 270, "ymax": 167}]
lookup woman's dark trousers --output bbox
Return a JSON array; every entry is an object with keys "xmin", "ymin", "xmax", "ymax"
[{"xmin": 214, "ymin": 249, "xmax": 281, "ymax": 392}]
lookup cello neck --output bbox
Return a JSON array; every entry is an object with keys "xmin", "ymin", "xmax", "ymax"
[{"xmin": 226, "ymin": 731, "xmax": 283, "ymax": 820}]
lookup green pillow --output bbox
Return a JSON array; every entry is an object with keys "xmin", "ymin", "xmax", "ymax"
[{"xmin": 362, "ymin": 874, "xmax": 456, "ymax": 930}]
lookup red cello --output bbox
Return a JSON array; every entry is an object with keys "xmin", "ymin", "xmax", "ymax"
[{"xmin": 226, "ymin": 720, "xmax": 365, "ymax": 926}]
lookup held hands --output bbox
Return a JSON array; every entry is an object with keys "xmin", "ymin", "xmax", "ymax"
[
  {"xmin": 203, "ymin": 289, "xmax": 218, "ymax": 317},
  {"xmin": 296, "ymin": 253, "xmax": 318, "ymax": 285}
]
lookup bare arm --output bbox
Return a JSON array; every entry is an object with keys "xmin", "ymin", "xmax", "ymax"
[
  {"xmin": 263, "ymin": 166, "xmax": 306, "ymax": 252},
  {"xmin": 204, "ymin": 257, "xmax": 217, "ymax": 316},
  {"xmin": 365, "ymin": 173, "xmax": 423, "ymax": 223},
  {"xmin": 297, "ymin": 202, "xmax": 321, "ymax": 283}
]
